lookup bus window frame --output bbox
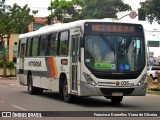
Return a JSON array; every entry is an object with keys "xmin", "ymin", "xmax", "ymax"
[
  {"xmin": 58, "ymin": 30, "xmax": 70, "ymax": 57},
  {"xmin": 37, "ymin": 35, "xmax": 40, "ymax": 56},
  {"xmin": 25, "ymin": 37, "xmax": 33, "ymax": 57},
  {"xmin": 48, "ymin": 32, "xmax": 58, "ymax": 56},
  {"xmin": 31, "ymin": 36, "xmax": 39, "ymax": 57},
  {"xmin": 39, "ymin": 34, "xmax": 48, "ymax": 57}
]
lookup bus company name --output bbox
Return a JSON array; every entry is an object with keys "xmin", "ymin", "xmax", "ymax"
[
  {"xmin": 98, "ymin": 81, "xmax": 120, "ymax": 86},
  {"xmin": 28, "ymin": 60, "xmax": 42, "ymax": 67},
  {"xmin": 98, "ymin": 81, "xmax": 115, "ymax": 85}
]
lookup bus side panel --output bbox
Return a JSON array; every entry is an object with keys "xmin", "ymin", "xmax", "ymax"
[
  {"xmin": 24, "ymin": 58, "xmax": 47, "ymax": 88},
  {"xmin": 50, "ymin": 57, "xmax": 70, "ymax": 92},
  {"xmin": 16, "ymin": 58, "xmax": 26, "ymax": 86}
]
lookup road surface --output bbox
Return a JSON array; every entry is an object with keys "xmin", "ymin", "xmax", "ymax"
[{"xmin": 0, "ymin": 79, "xmax": 160, "ymax": 120}]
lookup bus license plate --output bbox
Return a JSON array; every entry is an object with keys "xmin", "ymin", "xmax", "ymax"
[{"xmin": 112, "ymin": 92, "xmax": 123, "ymax": 96}]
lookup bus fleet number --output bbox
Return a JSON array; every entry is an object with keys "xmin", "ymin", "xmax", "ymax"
[{"xmin": 121, "ymin": 81, "xmax": 134, "ymax": 86}]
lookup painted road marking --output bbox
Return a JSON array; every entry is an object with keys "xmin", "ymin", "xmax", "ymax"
[{"xmin": 11, "ymin": 105, "xmax": 27, "ymax": 110}]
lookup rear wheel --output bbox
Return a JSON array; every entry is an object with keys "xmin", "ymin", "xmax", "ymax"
[{"xmin": 28, "ymin": 74, "xmax": 43, "ymax": 95}]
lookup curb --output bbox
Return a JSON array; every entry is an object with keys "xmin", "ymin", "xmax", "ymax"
[{"xmin": 0, "ymin": 77, "xmax": 16, "ymax": 80}]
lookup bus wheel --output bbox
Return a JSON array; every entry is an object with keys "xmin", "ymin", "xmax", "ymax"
[
  {"xmin": 63, "ymin": 79, "xmax": 72, "ymax": 103},
  {"xmin": 28, "ymin": 74, "xmax": 37, "ymax": 94},
  {"xmin": 110, "ymin": 96, "xmax": 123, "ymax": 104},
  {"xmin": 28, "ymin": 75, "xmax": 43, "ymax": 95}
]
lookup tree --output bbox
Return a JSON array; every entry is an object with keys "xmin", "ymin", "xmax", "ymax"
[
  {"xmin": 80, "ymin": 0, "xmax": 131, "ymax": 19},
  {"xmin": 140, "ymin": 0, "xmax": 160, "ymax": 24},
  {"xmin": 48, "ymin": 0, "xmax": 83, "ymax": 23},
  {"xmin": 0, "ymin": 4, "xmax": 37, "ymax": 77},
  {"xmin": 48, "ymin": 0, "xmax": 131, "ymax": 23}
]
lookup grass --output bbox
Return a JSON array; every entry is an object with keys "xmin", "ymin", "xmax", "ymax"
[{"xmin": 147, "ymin": 89, "xmax": 160, "ymax": 95}]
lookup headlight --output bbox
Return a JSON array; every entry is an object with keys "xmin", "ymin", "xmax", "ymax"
[
  {"xmin": 136, "ymin": 74, "xmax": 147, "ymax": 86},
  {"xmin": 83, "ymin": 72, "xmax": 97, "ymax": 86}
]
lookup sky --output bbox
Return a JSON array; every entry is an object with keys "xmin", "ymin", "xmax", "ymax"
[
  {"xmin": 5, "ymin": 0, "xmax": 146, "ymax": 17},
  {"xmin": 5, "ymin": 0, "xmax": 160, "ymax": 57}
]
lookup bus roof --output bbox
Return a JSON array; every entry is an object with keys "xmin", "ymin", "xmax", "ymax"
[{"xmin": 19, "ymin": 19, "xmax": 143, "ymax": 39}]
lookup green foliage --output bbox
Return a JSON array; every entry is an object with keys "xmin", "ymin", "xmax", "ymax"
[
  {"xmin": 0, "ymin": 60, "xmax": 15, "ymax": 68},
  {"xmin": 140, "ymin": 0, "xmax": 160, "ymax": 24},
  {"xmin": 0, "ymin": 3, "xmax": 36, "ymax": 77},
  {"xmin": 138, "ymin": 8, "xmax": 146, "ymax": 21},
  {"xmin": 48, "ymin": 0, "xmax": 131, "ymax": 23},
  {"xmin": 80, "ymin": 0, "xmax": 131, "ymax": 19},
  {"xmin": 48, "ymin": 0, "xmax": 79, "ymax": 23},
  {"xmin": 0, "ymin": 3, "xmax": 36, "ymax": 35},
  {"xmin": 147, "ymin": 90, "xmax": 160, "ymax": 95},
  {"xmin": 9, "ymin": 4, "xmax": 34, "ymax": 33}
]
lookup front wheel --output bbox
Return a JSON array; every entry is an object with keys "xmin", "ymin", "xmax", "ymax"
[
  {"xmin": 63, "ymin": 79, "xmax": 73, "ymax": 103},
  {"xmin": 110, "ymin": 96, "xmax": 123, "ymax": 104},
  {"xmin": 150, "ymin": 74, "xmax": 154, "ymax": 80}
]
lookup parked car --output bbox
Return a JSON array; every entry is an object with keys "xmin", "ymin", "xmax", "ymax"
[{"xmin": 147, "ymin": 66, "xmax": 160, "ymax": 80}]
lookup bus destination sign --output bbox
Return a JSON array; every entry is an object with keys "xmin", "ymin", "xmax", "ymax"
[{"xmin": 85, "ymin": 22, "xmax": 143, "ymax": 33}]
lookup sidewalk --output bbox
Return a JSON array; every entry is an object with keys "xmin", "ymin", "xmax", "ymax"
[{"xmin": 0, "ymin": 77, "xmax": 16, "ymax": 80}]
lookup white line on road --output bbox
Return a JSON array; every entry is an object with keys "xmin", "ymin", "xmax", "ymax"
[{"xmin": 11, "ymin": 105, "xmax": 27, "ymax": 110}]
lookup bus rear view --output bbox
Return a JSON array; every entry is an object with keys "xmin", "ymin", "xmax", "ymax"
[{"xmin": 81, "ymin": 22, "xmax": 147, "ymax": 103}]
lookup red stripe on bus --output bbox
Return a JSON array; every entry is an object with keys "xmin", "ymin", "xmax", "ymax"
[{"xmin": 48, "ymin": 57, "xmax": 56, "ymax": 78}]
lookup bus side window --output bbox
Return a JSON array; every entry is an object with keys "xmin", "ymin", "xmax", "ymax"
[
  {"xmin": 26, "ymin": 38, "xmax": 32, "ymax": 57},
  {"xmin": 31, "ymin": 36, "xmax": 39, "ymax": 57},
  {"xmin": 59, "ymin": 31, "xmax": 69, "ymax": 56},
  {"xmin": 39, "ymin": 34, "xmax": 48, "ymax": 56},
  {"xmin": 48, "ymin": 33, "xmax": 57, "ymax": 56}
]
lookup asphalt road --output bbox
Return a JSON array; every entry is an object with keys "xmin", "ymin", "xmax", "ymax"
[{"xmin": 0, "ymin": 79, "xmax": 160, "ymax": 120}]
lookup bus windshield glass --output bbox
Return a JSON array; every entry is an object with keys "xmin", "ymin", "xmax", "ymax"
[{"xmin": 84, "ymin": 22, "xmax": 145, "ymax": 72}]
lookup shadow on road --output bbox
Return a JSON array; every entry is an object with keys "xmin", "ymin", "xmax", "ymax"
[{"xmin": 21, "ymin": 90, "xmax": 140, "ymax": 109}]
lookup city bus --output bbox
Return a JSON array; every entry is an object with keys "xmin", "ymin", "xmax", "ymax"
[{"xmin": 16, "ymin": 19, "xmax": 147, "ymax": 104}]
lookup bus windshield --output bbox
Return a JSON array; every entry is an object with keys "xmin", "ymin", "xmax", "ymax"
[{"xmin": 84, "ymin": 35, "xmax": 145, "ymax": 72}]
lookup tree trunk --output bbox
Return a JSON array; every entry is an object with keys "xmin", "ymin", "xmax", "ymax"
[
  {"xmin": 3, "ymin": 55, "xmax": 7, "ymax": 77},
  {"xmin": 2, "ymin": 41, "xmax": 7, "ymax": 77}
]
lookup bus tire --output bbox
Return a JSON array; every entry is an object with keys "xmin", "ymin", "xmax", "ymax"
[
  {"xmin": 110, "ymin": 96, "xmax": 123, "ymax": 104},
  {"xmin": 63, "ymin": 79, "xmax": 72, "ymax": 103},
  {"xmin": 28, "ymin": 74, "xmax": 43, "ymax": 95}
]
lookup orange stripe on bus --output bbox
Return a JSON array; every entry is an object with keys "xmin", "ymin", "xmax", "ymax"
[
  {"xmin": 52, "ymin": 58, "xmax": 58, "ymax": 78},
  {"xmin": 48, "ymin": 57, "xmax": 58, "ymax": 78}
]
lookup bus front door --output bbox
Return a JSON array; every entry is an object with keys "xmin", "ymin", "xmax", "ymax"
[{"xmin": 71, "ymin": 34, "xmax": 80, "ymax": 93}]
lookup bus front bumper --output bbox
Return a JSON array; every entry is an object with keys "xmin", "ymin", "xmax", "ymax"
[{"xmin": 80, "ymin": 81, "xmax": 147, "ymax": 96}]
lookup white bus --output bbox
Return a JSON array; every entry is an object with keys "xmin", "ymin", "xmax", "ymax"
[{"xmin": 16, "ymin": 19, "xmax": 147, "ymax": 104}]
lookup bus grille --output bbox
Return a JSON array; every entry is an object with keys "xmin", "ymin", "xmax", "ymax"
[{"xmin": 100, "ymin": 88, "xmax": 134, "ymax": 95}]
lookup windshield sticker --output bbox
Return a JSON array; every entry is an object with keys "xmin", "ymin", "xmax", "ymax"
[
  {"xmin": 94, "ymin": 63, "xmax": 116, "ymax": 70},
  {"xmin": 134, "ymin": 40, "xmax": 140, "ymax": 48},
  {"xmin": 120, "ymin": 64, "xmax": 130, "ymax": 71},
  {"xmin": 85, "ymin": 59, "xmax": 90, "ymax": 62},
  {"xmin": 111, "ymin": 64, "xmax": 116, "ymax": 70}
]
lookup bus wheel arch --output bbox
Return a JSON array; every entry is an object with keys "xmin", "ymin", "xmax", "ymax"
[
  {"xmin": 27, "ymin": 71, "xmax": 35, "ymax": 94},
  {"xmin": 59, "ymin": 73, "xmax": 67, "ymax": 95},
  {"xmin": 59, "ymin": 73, "xmax": 73, "ymax": 103},
  {"xmin": 27, "ymin": 70, "xmax": 43, "ymax": 95},
  {"xmin": 27, "ymin": 70, "xmax": 32, "ymax": 86}
]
